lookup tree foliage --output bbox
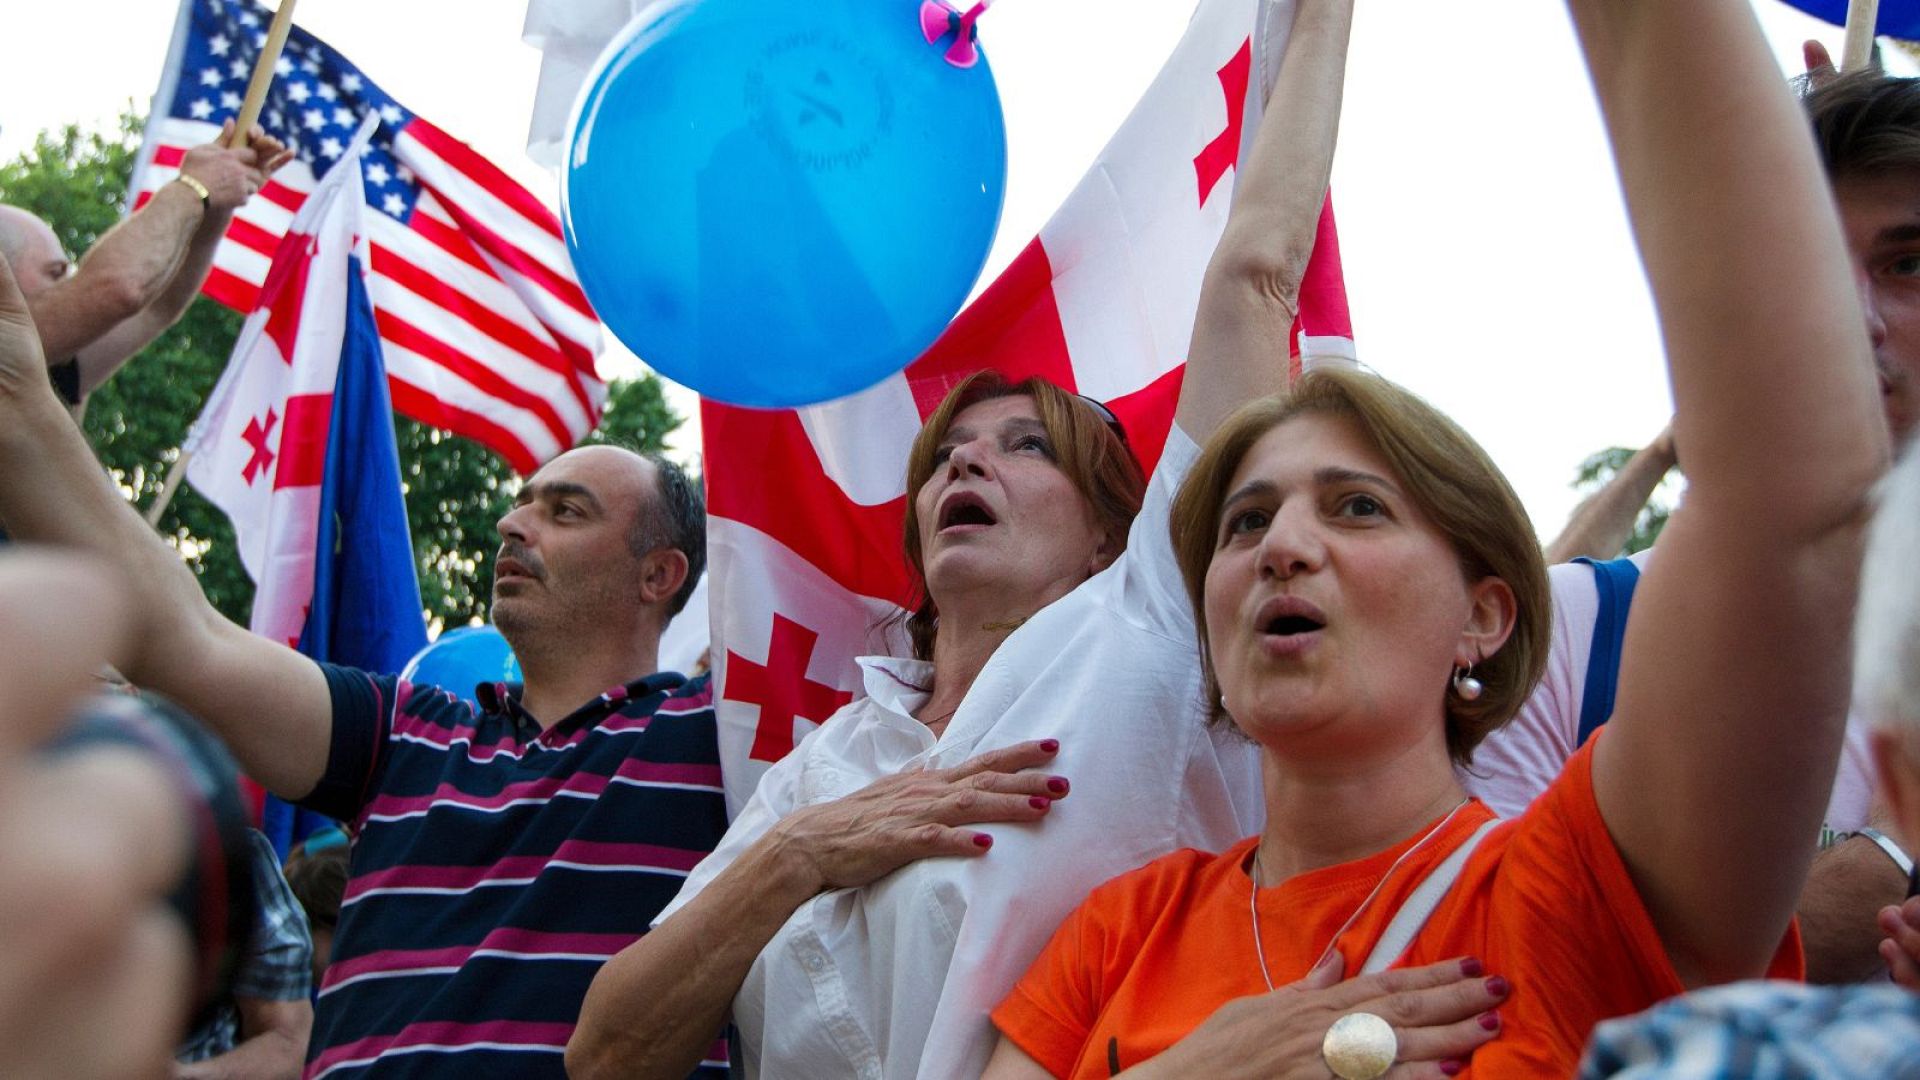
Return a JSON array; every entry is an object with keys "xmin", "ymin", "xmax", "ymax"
[
  {"xmin": 0, "ymin": 112, "xmax": 682, "ymax": 629},
  {"xmin": 1570, "ymin": 445, "xmax": 1672, "ymax": 555}
]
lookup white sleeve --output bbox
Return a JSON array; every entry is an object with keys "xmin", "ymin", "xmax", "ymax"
[
  {"xmin": 653, "ymin": 737, "xmax": 805, "ymax": 928},
  {"xmin": 1107, "ymin": 425, "xmax": 1204, "ymax": 637},
  {"xmin": 1460, "ymin": 560, "xmax": 1598, "ymax": 817}
]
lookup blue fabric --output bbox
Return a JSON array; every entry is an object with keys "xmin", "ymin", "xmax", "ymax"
[
  {"xmin": 1777, "ymin": 0, "xmax": 1920, "ymax": 40},
  {"xmin": 177, "ymin": 829, "xmax": 313, "ymax": 1063},
  {"xmin": 1574, "ymin": 556, "xmax": 1642, "ymax": 747},
  {"xmin": 1580, "ymin": 980, "xmax": 1920, "ymax": 1078},
  {"xmin": 298, "ymin": 256, "xmax": 427, "ymax": 675}
]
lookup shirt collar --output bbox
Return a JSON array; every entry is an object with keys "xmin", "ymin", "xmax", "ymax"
[
  {"xmin": 856, "ymin": 655, "xmax": 934, "ymax": 721},
  {"xmin": 476, "ymin": 671, "xmax": 689, "ymax": 737}
]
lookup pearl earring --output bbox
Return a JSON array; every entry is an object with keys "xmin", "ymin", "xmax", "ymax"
[{"xmin": 1452, "ymin": 664, "xmax": 1484, "ymax": 702}]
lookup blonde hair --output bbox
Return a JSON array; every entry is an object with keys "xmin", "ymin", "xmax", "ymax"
[
  {"xmin": 1168, "ymin": 368, "xmax": 1550, "ymax": 763},
  {"xmin": 900, "ymin": 372, "xmax": 1145, "ymax": 661}
]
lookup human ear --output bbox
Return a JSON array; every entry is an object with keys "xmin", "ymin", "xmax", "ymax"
[
  {"xmin": 638, "ymin": 548, "xmax": 690, "ymax": 609},
  {"xmin": 1455, "ymin": 576, "xmax": 1518, "ymax": 668}
]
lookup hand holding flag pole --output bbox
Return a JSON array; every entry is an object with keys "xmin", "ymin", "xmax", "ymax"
[
  {"xmin": 145, "ymin": 0, "xmax": 298, "ymax": 526},
  {"xmin": 227, "ymin": 0, "xmax": 298, "ymax": 148}
]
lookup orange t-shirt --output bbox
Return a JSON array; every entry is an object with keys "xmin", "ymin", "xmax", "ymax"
[{"xmin": 991, "ymin": 738, "xmax": 1803, "ymax": 1077}]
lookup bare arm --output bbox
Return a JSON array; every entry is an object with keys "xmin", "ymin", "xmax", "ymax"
[
  {"xmin": 569, "ymin": 741, "xmax": 1066, "ymax": 1080},
  {"xmin": 172, "ymin": 996, "xmax": 312, "ymax": 1080},
  {"xmin": 28, "ymin": 181, "xmax": 204, "ymax": 364},
  {"xmin": 71, "ymin": 127, "xmax": 293, "ymax": 396},
  {"xmin": 1798, "ymin": 832, "xmax": 1909, "ymax": 984},
  {"xmin": 1541, "ymin": 425, "xmax": 1675, "ymax": 564},
  {"xmin": 1568, "ymin": 0, "xmax": 1889, "ymax": 986},
  {"xmin": 1175, "ymin": 0, "xmax": 1352, "ymax": 439},
  {"xmin": 0, "ymin": 241, "xmax": 333, "ymax": 799}
]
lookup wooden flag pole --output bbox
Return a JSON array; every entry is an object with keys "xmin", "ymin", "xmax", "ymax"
[
  {"xmin": 1843, "ymin": 0, "xmax": 1881, "ymax": 73},
  {"xmin": 144, "ymin": 450, "xmax": 193, "ymax": 526},
  {"xmin": 229, "ymin": 0, "xmax": 298, "ymax": 146},
  {"xmin": 146, "ymin": 0, "xmax": 299, "ymax": 525}
]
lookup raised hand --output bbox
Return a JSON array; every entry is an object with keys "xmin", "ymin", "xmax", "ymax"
[
  {"xmin": 179, "ymin": 119, "xmax": 288, "ymax": 212},
  {"xmin": 770, "ymin": 738, "xmax": 1068, "ymax": 893}
]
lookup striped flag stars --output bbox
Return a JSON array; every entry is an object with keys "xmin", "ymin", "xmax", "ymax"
[{"xmin": 135, "ymin": 0, "xmax": 607, "ymax": 473}]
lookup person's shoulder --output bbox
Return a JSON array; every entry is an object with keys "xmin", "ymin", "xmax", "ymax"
[
  {"xmin": 1083, "ymin": 842, "xmax": 1248, "ymax": 918},
  {"xmin": 653, "ymin": 670, "xmax": 714, "ymax": 713}
]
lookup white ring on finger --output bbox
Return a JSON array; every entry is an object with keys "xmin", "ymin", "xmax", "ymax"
[{"xmin": 1322, "ymin": 1012, "xmax": 1396, "ymax": 1080}]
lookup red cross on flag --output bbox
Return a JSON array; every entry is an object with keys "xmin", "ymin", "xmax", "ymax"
[
  {"xmin": 185, "ymin": 117, "xmax": 382, "ymax": 649},
  {"xmin": 703, "ymin": 0, "xmax": 1355, "ymax": 815}
]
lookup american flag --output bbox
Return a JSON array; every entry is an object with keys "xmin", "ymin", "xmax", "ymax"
[{"xmin": 134, "ymin": 0, "xmax": 604, "ymax": 474}]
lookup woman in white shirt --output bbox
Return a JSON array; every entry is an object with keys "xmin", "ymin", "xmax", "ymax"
[{"xmin": 564, "ymin": 3, "xmax": 1498, "ymax": 1077}]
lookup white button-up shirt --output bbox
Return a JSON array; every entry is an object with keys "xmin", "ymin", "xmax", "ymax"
[{"xmin": 657, "ymin": 428, "xmax": 1265, "ymax": 1080}]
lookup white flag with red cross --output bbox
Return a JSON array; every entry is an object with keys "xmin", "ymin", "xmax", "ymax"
[{"xmin": 702, "ymin": 0, "xmax": 1355, "ymax": 815}]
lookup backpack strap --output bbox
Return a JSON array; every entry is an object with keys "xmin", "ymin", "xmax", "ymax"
[
  {"xmin": 1572, "ymin": 556, "xmax": 1642, "ymax": 748},
  {"xmin": 1359, "ymin": 818, "xmax": 1502, "ymax": 975}
]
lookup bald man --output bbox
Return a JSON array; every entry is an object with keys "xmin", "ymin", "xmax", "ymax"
[{"xmin": 0, "ymin": 120, "xmax": 290, "ymax": 409}]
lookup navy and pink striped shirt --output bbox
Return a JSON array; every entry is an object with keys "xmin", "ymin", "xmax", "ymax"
[{"xmin": 301, "ymin": 665, "xmax": 729, "ymax": 1079}]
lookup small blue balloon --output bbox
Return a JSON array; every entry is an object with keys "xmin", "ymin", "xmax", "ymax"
[
  {"xmin": 399, "ymin": 625, "xmax": 522, "ymax": 701},
  {"xmin": 563, "ymin": 0, "xmax": 1007, "ymax": 408},
  {"xmin": 1779, "ymin": 0, "xmax": 1920, "ymax": 39}
]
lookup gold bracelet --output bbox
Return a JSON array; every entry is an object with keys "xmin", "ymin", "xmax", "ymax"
[{"xmin": 173, "ymin": 173, "xmax": 211, "ymax": 206}]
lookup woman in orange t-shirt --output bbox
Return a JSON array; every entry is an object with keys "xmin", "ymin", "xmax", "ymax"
[{"xmin": 983, "ymin": 0, "xmax": 1891, "ymax": 1075}]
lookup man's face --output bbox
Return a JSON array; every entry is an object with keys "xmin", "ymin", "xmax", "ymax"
[
  {"xmin": 491, "ymin": 446, "xmax": 655, "ymax": 645},
  {"xmin": 0, "ymin": 210, "xmax": 71, "ymax": 300},
  {"xmin": 1836, "ymin": 168, "xmax": 1920, "ymax": 444}
]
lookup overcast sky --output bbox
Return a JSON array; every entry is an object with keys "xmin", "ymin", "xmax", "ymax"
[{"xmin": 0, "ymin": 0, "xmax": 1874, "ymax": 540}]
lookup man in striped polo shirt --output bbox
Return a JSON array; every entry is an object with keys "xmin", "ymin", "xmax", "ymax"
[{"xmin": 0, "ymin": 277, "xmax": 730, "ymax": 1080}]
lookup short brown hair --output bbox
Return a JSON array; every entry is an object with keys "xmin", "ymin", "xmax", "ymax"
[
  {"xmin": 900, "ymin": 372, "xmax": 1145, "ymax": 660},
  {"xmin": 1168, "ymin": 368, "xmax": 1550, "ymax": 764},
  {"xmin": 1805, "ymin": 69, "xmax": 1920, "ymax": 180}
]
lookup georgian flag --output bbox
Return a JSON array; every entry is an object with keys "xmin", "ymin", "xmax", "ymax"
[
  {"xmin": 699, "ymin": 0, "xmax": 1356, "ymax": 813},
  {"xmin": 185, "ymin": 114, "xmax": 427, "ymax": 674}
]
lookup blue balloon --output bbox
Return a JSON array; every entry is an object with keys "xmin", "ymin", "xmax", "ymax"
[
  {"xmin": 563, "ymin": 0, "xmax": 1007, "ymax": 408},
  {"xmin": 399, "ymin": 625, "xmax": 522, "ymax": 700},
  {"xmin": 1779, "ymin": 0, "xmax": 1920, "ymax": 39}
]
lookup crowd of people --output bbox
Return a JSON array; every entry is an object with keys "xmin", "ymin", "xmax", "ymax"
[{"xmin": 6, "ymin": 0, "xmax": 1920, "ymax": 1076}]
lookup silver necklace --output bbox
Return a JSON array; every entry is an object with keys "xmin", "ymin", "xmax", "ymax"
[{"xmin": 1248, "ymin": 800, "xmax": 1471, "ymax": 991}]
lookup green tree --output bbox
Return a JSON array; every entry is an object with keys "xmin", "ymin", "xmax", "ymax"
[
  {"xmin": 1569, "ymin": 445, "xmax": 1673, "ymax": 555},
  {"xmin": 0, "ymin": 112, "xmax": 682, "ymax": 630}
]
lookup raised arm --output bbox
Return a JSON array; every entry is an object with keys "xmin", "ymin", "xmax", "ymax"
[
  {"xmin": 1541, "ymin": 425, "xmax": 1675, "ymax": 564},
  {"xmin": 1569, "ymin": 0, "xmax": 1889, "ymax": 986},
  {"xmin": 1176, "ymin": 0, "xmax": 1353, "ymax": 440},
  {"xmin": 0, "ymin": 238, "xmax": 332, "ymax": 799},
  {"xmin": 34, "ymin": 124, "xmax": 288, "ymax": 390}
]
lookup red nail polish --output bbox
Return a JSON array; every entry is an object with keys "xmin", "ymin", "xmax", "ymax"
[
  {"xmin": 1029, "ymin": 796, "xmax": 1051, "ymax": 810},
  {"xmin": 1039, "ymin": 739, "xmax": 1060, "ymax": 753},
  {"xmin": 1478, "ymin": 1011, "xmax": 1500, "ymax": 1032},
  {"xmin": 1440, "ymin": 1062, "xmax": 1464, "ymax": 1077},
  {"xmin": 973, "ymin": 833, "xmax": 993, "ymax": 848},
  {"xmin": 1047, "ymin": 776, "xmax": 1069, "ymax": 795},
  {"xmin": 1460, "ymin": 957, "xmax": 1485, "ymax": 978},
  {"xmin": 1485, "ymin": 976, "xmax": 1510, "ymax": 998}
]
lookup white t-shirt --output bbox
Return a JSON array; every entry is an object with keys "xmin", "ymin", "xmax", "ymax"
[
  {"xmin": 1464, "ymin": 548, "xmax": 1875, "ymax": 841},
  {"xmin": 656, "ymin": 427, "xmax": 1265, "ymax": 1080}
]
